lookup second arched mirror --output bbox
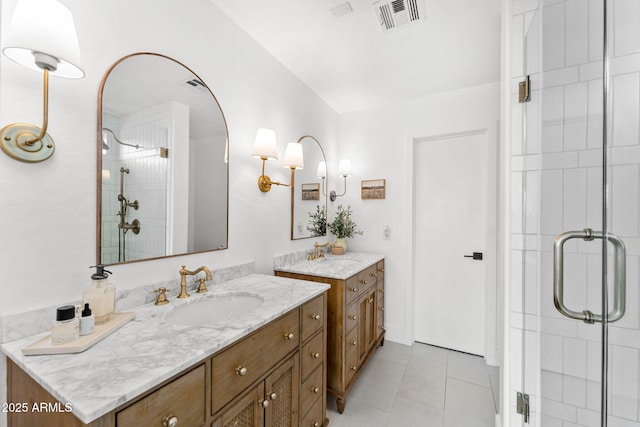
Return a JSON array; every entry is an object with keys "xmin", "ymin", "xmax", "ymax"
[
  {"xmin": 97, "ymin": 53, "xmax": 229, "ymax": 264},
  {"xmin": 291, "ymin": 136, "xmax": 328, "ymax": 240}
]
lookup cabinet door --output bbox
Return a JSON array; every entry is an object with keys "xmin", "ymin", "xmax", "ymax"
[
  {"xmin": 358, "ymin": 289, "xmax": 376, "ymax": 362},
  {"xmin": 264, "ymin": 354, "xmax": 299, "ymax": 427},
  {"xmin": 217, "ymin": 382, "xmax": 265, "ymax": 427},
  {"xmin": 376, "ymin": 261, "xmax": 385, "ymax": 341}
]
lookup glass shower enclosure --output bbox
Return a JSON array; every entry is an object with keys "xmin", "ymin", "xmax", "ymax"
[{"xmin": 512, "ymin": 0, "xmax": 640, "ymax": 425}]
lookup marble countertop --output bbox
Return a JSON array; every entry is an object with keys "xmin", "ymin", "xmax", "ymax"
[
  {"xmin": 1, "ymin": 274, "xmax": 329, "ymax": 424},
  {"xmin": 274, "ymin": 252, "xmax": 384, "ymax": 280}
]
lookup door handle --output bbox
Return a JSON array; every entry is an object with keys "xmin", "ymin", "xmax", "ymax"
[
  {"xmin": 463, "ymin": 252, "xmax": 483, "ymax": 260},
  {"xmin": 553, "ymin": 228, "xmax": 626, "ymax": 323}
]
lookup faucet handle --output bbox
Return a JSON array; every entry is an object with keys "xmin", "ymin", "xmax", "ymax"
[
  {"xmin": 196, "ymin": 278, "xmax": 208, "ymax": 293},
  {"xmin": 154, "ymin": 288, "xmax": 170, "ymax": 305}
]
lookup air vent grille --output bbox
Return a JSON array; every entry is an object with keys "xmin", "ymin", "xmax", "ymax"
[
  {"xmin": 373, "ymin": 0, "xmax": 425, "ymax": 31},
  {"xmin": 180, "ymin": 78, "xmax": 209, "ymax": 93}
]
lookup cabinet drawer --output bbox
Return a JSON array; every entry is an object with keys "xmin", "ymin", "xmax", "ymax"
[
  {"xmin": 345, "ymin": 325, "xmax": 358, "ymax": 356},
  {"xmin": 301, "ymin": 394, "xmax": 324, "ymax": 427},
  {"xmin": 300, "ymin": 364, "xmax": 323, "ymax": 419},
  {"xmin": 211, "ymin": 309, "xmax": 300, "ymax": 414},
  {"xmin": 344, "ymin": 275, "xmax": 360, "ymax": 306},
  {"xmin": 345, "ymin": 345, "xmax": 359, "ymax": 386},
  {"xmin": 345, "ymin": 301, "xmax": 358, "ymax": 333},
  {"xmin": 301, "ymin": 330, "xmax": 324, "ymax": 380},
  {"xmin": 117, "ymin": 364, "xmax": 205, "ymax": 427},
  {"xmin": 357, "ymin": 265, "xmax": 378, "ymax": 295},
  {"xmin": 302, "ymin": 295, "xmax": 324, "ymax": 342}
]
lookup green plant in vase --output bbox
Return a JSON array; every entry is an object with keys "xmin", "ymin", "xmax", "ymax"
[
  {"xmin": 307, "ymin": 205, "xmax": 327, "ymax": 237},
  {"xmin": 327, "ymin": 205, "xmax": 363, "ymax": 253}
]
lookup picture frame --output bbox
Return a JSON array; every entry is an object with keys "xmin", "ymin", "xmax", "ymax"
[
  {"xmin": 361, "ymin": 179, "xmax": 386, "ymax": 200},
  {"xmin": 301, "ymin": 183, "xmax": 320, "ymax": 201}
]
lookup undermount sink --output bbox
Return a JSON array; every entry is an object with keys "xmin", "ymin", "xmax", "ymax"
[{"xmin": 165, "ymin": 294, "xmax": 264, "ymax": 327}]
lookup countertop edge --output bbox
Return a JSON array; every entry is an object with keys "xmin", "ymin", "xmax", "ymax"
[{"xmin": 274, "ymin": 252, "xmax": 385, "ymax": 280}]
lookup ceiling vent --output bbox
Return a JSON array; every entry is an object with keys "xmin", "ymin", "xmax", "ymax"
[
  {"xmin": 180, "ymin": 77, "xmax": 209, "ymax": 94},
  {"xmin": 372, "ymin": 0, "xmax": 425, "ymax": 31}
]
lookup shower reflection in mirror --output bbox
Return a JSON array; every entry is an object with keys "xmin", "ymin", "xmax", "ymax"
[{"xmin": 101, "ymin": 121, "xmax": 168, "ymax": 263}]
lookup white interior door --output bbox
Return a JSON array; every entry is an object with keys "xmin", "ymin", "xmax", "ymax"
[{"xmin": 414, "ymin": 131, "xmax": 491, "ymax": 356}]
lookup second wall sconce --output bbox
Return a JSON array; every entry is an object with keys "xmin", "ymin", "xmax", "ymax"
[
  {"xmin": 252, "ymin": 128, "xmax": 304, "ymax": 192},
  {"xmin": 330, "ymin": 159, "xmax": 352, "ymax": 201},
  {"xmin": 1, "ymin": 0, "xmax": 84, "ymax": 163}
]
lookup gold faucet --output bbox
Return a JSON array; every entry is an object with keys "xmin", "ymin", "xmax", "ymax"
[
  {"xmin": 309, "ymin": 242, "xmax": 333, "ymax": 260},
  {"xmin": 178, "ymin": 265, "xmax": 212, "ymax": 298}
]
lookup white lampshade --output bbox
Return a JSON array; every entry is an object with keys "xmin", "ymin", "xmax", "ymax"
[
  {"xmin": 3, "ymin": 0, "xmax": 84, "ymax": 78},
  {"xmin": 251, "ymin": 128, "xmax": 278, "ymax": 160},
  {"xmin": 282, "ymin": 142, "xmax": 304, "ymax": 169},
  {"xmin": 338, "ymin": 159, "xmax": 352, "ymax": 176},
  {"xmin": 316, "ymin": 161, "xmax": 327, "ymax": 178}
]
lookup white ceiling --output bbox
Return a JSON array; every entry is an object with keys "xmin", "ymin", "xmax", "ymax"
[{"xmin": 209, "ymin": 0, "xmax": 502, "ymax": 113}]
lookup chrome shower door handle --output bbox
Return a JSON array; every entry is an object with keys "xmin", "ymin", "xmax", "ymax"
[{"xmin": 553, "ymin": 228, "xmax": 626, "ymax": 323}]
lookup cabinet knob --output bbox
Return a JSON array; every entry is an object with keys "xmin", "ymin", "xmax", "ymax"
[
  {"xmin": 235, "ymin": 366, "xmax": 248, "ymax": 376},
  {"xmin": 350, "ymin": 340, "xmax": 357, "ymax": 346},
  {"xmin": 259, "ymin": 399, "xmax": 270, "ymax": 408},
  {"xmin": 379, "ymin": 307, "xmax": 384, "ymax": 312},
  {"xmin": 348, "ymin": 315, "xmax": 357, "ymax": 320},
  {"xmin": 311, "ymin": 351, "xmax": 320, "ymax": 359},
  {"xmin": 378, "ymin": 288, "xmax": 384, "ymax": 294},
  {"xmin": 162, "ymin": 415, "xmax": 178, "ymax": 427},
  {"xmin": 368, "ymin": 297, "xmax": 374, "ymax": 304},
  {"xmin": 378, "ymin": 268, "xmax": 385, "ymax": 273},
  {"xmin": 283, "ymin": 332, "xmax": 295, "ymax": 340},
  {"xmin": 372, "ymin": 273, "xmax": 378, "ymax": 278},
  {"xmin": 311, "ymin": 313, "xmax": 321, "ymax": 320},
  {"xmin": 350, "ymin": 287, "xmax": 358, "ymax": 293},
  {"xmin": 268, "ymin": 392, "xmax": 278, "ymax": 401},
  {"xmin": 360, "ymin": 279, "xmax": 368, "ymax": 285},
  {"xmin": 311, "ymin": 386, "xmax": 320, "ymax": 394},
  {"xmin": 312, "ymin": 422, "xmax": 320, "ymax": 427},
  {"xmin": 351, "ymin": 366, "xmax": 357, "ymax": 371}
]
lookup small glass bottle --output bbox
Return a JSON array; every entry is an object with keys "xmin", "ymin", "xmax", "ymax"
[
  {"xmin": 79, "ymin": 303, "xmax": 95, "ymax": 336},
  {"xmin": 83, "ymin": 265, "xmax": 115, "ymax": 325},
  {"xmin": 52, "ymin": 305, "xmax": 79, "ymax": 345}
]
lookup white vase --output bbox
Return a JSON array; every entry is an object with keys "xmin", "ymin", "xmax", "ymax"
[{"xmin": 334, "ymin": 238, "xmax": 348, "ymax": 253}]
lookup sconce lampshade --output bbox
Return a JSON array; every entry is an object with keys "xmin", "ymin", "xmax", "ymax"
[
  {"xmin": 282, "ymin": 142, "xmax": 304, "ymax": 169},
  {"xmin": 338, "ymin": 159, "xmax": 353, "ymax": 177},
  {"xmin": 3, "ymin": 0, "xmax": 84, "ymax": 78},
  {"xmin": 316, "ymin": 161, "xmax": 327, "ymax": 178},
  {"xmin": 251, "ymin": 128, "xmax": 279, "ymax": 160}
]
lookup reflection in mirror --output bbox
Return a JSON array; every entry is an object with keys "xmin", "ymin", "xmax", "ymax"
[
  {"xmin": 97, "ymin": 53, "xmax": 229, "ymax": 264},
  {"xmin": 291, "ymin": 136, "xmax": 327, "ymax": 240}
]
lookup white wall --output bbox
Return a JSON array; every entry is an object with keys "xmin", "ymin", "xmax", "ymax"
[
  {"xmin": 0, "ymin": 1, "xmax": 338, "ymax": 423},
  {"xmin": 338, "ymin": 82, "xmax": 501, "ymax": 347}
]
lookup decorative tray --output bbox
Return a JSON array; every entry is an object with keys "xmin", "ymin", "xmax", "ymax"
[{"xmin": 22, "ymin": 311, "xmax": 135, "ymax": 356}]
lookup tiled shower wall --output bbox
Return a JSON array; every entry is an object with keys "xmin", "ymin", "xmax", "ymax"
[
  {"xmin": 510, "ymin": 0, "xmax": 640, "ymax": 426},
  {"xmin": 101, "ymin": 102, "xmax": 177, "ymax": 263}
]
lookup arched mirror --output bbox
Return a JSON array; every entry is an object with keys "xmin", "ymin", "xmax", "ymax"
[
  {"xmin": 291, "ymin": 136, "xmax": 327, "ymax": 240},
  {"xmin": 97, "ymin": 53, "xmax": 229, "ymax": 264}
]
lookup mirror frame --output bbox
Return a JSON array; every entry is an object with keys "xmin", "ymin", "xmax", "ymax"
[
  {"xmin": 290, "ymin": 135, "xmax": 328, "ymax": 240},
  {"xmin": 96, "ymin": 52, "xmax": 229, "ymax": 265}
]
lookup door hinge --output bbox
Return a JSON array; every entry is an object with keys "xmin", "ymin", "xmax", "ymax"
[
  {"xmin": 519, "ymin": 75, "xmax": 531, "ymax": 103},
  {"xmin": 517, "ymin": 392, "xmax": 530, "ymax": 423}
]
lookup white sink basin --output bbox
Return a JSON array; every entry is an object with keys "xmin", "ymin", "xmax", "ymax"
[{"xmin": 165, "ymin": 294, "xmax": 264, "ymax": 327}]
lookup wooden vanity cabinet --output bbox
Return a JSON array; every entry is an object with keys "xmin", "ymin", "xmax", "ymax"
[
  {"xmin": 276, "ymin": 259, "xmax": 385, "ymax": 414},
  {"xmin": 7, "ymin": 293, "xmax": 327, "ymax": 427}
]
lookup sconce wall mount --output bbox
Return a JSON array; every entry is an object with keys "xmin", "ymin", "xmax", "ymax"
[
  {"xmin": 252, "ymin": 128, "xmax": 303, "ymax": 193},
  {"xmin": 330, "ymin": 159, "xmax": 352, "ymax": 201}
]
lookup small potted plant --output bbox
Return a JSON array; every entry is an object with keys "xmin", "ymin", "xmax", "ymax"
[
  {"xmin": 327, "ymin": 205, "xmax": 363, "ymax": 254},
  {"xmin": 306, "ymin": 205, "xmax": 327, "ymax": 237}
]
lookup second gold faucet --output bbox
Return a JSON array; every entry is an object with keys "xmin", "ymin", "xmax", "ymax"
[{"xmin": 178, "ymin": 265, "xmax": 212, "ymax": 298}]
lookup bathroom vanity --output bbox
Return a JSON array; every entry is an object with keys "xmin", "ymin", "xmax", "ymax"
[
  {"xmin": 2, "ymin": 274, "xmax": 329, "ymax": 426},
  {"xmin": 274, "ymin": 252, "xmax": 385, "ymax": 413}
]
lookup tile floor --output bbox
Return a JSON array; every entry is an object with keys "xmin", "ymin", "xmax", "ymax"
[{"xmin": 326, "ymin": 341, "xmax": 499, "ymax": 427}]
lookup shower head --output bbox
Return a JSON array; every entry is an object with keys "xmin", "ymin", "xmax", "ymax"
[{"xmin": 101, "ymin": 133, "xmax": 110, "ymax": 151}]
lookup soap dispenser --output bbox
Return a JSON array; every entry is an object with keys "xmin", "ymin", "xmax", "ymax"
[{"xmin": 83, "ymin": 265, "xmax": 115, "ymax": 325}]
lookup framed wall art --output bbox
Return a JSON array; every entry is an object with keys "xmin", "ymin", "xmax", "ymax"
[{"xmin": 361, "ymin": 179, "xmax": 386, "ymax": 200}]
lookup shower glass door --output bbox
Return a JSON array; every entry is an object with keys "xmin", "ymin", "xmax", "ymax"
[{"xmin": 517, "ymin": 0, "xmax": 640, "ymax": 425}]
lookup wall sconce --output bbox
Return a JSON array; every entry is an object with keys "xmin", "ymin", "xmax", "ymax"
[
  {"xmin": 317, "ymin": 161, "xmax": 327, "ymax": 196},
  {"xmin": 330, "ymin": 159, "xmax": 352, "ymax": 201},
  {"xmin": 0, "ymin": 0, "xmax": 84, "ymax": 163},
  {"xmin": 251, "ymin": 128, "xmax": 304, "ymax": 192}
]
